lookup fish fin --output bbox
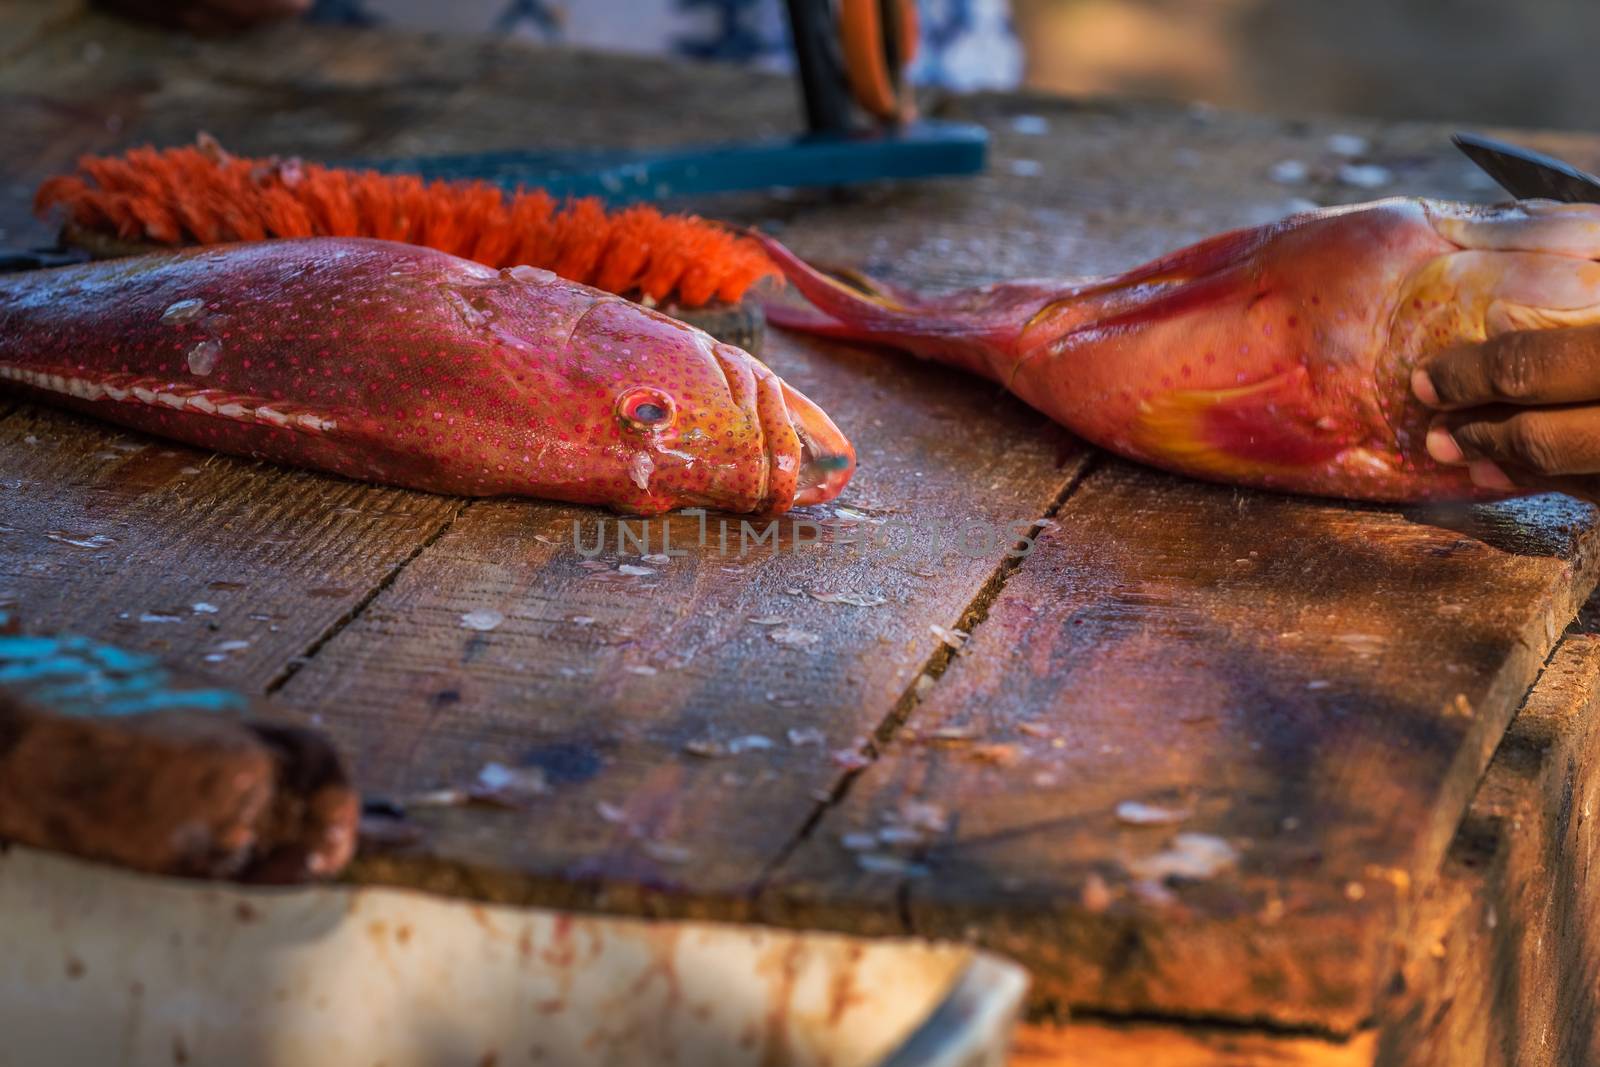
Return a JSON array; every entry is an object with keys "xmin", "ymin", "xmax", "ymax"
[
  {"xmin": 1131, "ymin": 369, "xmax": 1345, "ymax": 479},
  {"xmin": 763, "ymin": 300, "xmax": 859, "ymax": 337},
  {"xmin": 752, "ymin": 231, "xmax": 1042, "ymax": 381},
  {"xmin": 752, "ymin": 231, "xmax": 920, "ymax": 326},
  {"xmin": 1085, "ymin": 220, "xmax": 1280, "ymax": 292}
]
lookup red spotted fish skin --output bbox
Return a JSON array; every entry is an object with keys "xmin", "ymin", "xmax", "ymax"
[
  {"xmin": 0, "ymin": 238, "xmax": 855, "ymax": 514},
  {"xmin": 761, "ymin": 198, "xmax": 1600, "ymax": 503}
]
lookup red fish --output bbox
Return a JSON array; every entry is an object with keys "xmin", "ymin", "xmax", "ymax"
[
  {"xmin": 0, "ymin": 238, "xmax": 855, "ymax": 514},
  {"xmin": 759, "ymin": 198, "xmax": 1600, "ymax": 502}
]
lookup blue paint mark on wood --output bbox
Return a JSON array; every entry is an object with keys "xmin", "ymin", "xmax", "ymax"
[{"xmin": 0, "ymin": 630, "xmax": 247, "ymax": 718}]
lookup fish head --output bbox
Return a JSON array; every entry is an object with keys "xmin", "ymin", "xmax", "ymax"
[{"xmin": 484, "ymin": 269, "xmax": 855, "ymax": 514}]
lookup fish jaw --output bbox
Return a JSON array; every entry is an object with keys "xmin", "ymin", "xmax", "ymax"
[
  {"xmin": 781, "ymin": 379, "xmax": 856, "ymax": 507},
  {"xmin": 0, "ymin": 239, "xmax": 853, "ymax": 514}
]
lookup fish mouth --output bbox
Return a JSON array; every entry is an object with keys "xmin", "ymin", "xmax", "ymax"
[
  {"xmin": 779, "ymin": 380, "xmax": 855, "ymax": 507},
  {"xmin": 707, "ymin": 341, "xmax": 853, "ymax": 512}
]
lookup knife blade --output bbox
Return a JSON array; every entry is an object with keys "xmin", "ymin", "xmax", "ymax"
[{"xmin": 1454, "ymin": 132, "xmax": 1600, "ymax": 204}]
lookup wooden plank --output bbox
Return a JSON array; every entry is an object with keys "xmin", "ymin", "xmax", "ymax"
[
  {"xmin": 1377, "ymin": 633, "xmax": 1600, "ymax": 1066},
  {"xmin": 279, "ymin": 327, "xmax": 1086, "ymax": 909},
  {"xmin": 1005, "ymin": 631, "xmax": 1600, "ymax": 1066},
  {"xmin": 767, "ymin": 461, "xmax": 1600, "ymax": 1032},
  {"xmin": 0, "ymin": 403, "xmax": 461, "ymax": 690},
  {"xmin": 0, "ymin": 616, "xmax": 357, "ymax": 881}
]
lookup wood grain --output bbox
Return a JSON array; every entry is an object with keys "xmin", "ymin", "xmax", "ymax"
[
  {"xmin": 5, "ymin": 6, "xmax": 1600, "ymax": 1055},
  {"xmin": 1007, "ymin": 632, "xmax": 1600, "ymax": 1065},
  {"xmin": 1009, "ymin": 1021, "xmax": 1374, "ymax": 1067},
  {"xmin": 281, "ymin": 327, "xmax": 1086, "ymax": 909},
  {"xmin": 1377, "ymin": 633, "xmax": 1600, "ymax": 1067},
  {"xmin": 768, "ymin": 462, "xmax": 1600, "ymax": 1031},
  {"xmin": 0, "ymin": 404, "xmax": 462, "ymax": 690}
]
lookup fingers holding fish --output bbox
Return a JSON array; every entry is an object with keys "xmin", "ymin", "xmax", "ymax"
[
  {"xmin": 1425, "ymin": 403, "xmax": 1600, "ymax": 491},
  {"xmin": 1412, "ymin": 314, "xmax": 1600, "ymax": 498},
  {"xmin": 1414, "ymin": 325, "xmax": 1600, "ymax": 410}
]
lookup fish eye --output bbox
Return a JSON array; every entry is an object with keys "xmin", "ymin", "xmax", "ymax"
[{"xmin": 617, "ymin": 388, "xmax": 675, "ymax": 429}]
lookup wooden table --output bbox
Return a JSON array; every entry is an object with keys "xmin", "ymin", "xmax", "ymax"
[{"xmin": 4, "ymin": 5, "xmax": 1600, "ymax": 1063}]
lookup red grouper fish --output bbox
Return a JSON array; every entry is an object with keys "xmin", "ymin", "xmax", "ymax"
[
  {"xmin": 756, "ymin": 197, "xmax": 1600, "ymax": 502},
  {"xmin": 0, "ymin": 237, "xmax": 855, "ymax": 514}
]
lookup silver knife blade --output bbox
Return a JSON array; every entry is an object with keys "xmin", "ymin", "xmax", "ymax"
[{"xmin": 1454, "ymin": 132, "xmax": 1600, "ymax": 204}]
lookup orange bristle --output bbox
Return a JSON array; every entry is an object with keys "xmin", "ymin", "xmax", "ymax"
[{"xmin": 33, "ymin": 140, "xmax": 780, "ymax": 309}]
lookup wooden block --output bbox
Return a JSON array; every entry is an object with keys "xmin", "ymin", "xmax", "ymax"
[
  {"xmin": 1005, "ymin": 633, "xmax": 1600, "ymax": 1065},
  {"xmin": 1008, "ymin": 1021, "xmax": 1374, "ymax": 1067},
  {"xmin": 1377, "ymin": 633, "xmax": 1600, "ymax": 1066},
  {"xmin": 767, "ymin": 462, "xmax": 1600, "ymax": 1032},
  {"xmin": 0, "ymin": 615, "xmax": 356, "ymax": 881}
]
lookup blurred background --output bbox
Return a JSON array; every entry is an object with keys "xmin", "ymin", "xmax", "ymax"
[{"xmin": 291, "ymin": 0, "xmax": 1599, "ymax": 131}]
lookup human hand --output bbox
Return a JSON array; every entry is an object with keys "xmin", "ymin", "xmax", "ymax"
[{"xmin": 1413, "ymin": 326, "xmax": 1600, "ymax": 501}]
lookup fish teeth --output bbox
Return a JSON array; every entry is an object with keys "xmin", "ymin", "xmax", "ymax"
[
  {"xmin": 156, "ymin": 392, "xmax": 187, "ymax": 410},
  {"xmin": 254, "ymin": 406, "xmax": 288, "ymax": 427},
  {"xmin": 187, "ymin": 395, "xmax": 216, "ymax": 415}
]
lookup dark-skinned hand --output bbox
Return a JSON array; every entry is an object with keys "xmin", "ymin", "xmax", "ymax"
[{"xmin": 1414, "ymin": 325, "xmax": 1600, "ymax": 503}]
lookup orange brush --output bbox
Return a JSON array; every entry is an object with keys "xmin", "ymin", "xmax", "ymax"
[{"xmin": 34, "ymin": 137, "xmax": 779, "ymax": 312}]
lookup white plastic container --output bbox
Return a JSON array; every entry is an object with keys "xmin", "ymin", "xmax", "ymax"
[{"xmin": 0, "ymin": 846, "xmax": 1026, "ymax": 1067}]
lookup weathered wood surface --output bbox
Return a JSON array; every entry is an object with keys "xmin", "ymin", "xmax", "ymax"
[
  {"xmin": 1377, "ymin": 632, "xmax": 1600, "ymax": 1067},
  {"xmin": 281, "ymin": 342, "xmax": 1087, "ymax": 905},
  {"xmin": 0, "ymin": 404, "xmax": 462, "ymax": 689},
  {"xmin": 5, "ymin": 1, "xmax": 1600, "ymax": 1053},
  {"xmin": 1010, "ymin": 1022, "xmax": 1374, "ymax": 1067},
  {"xmin": 1009, "ymin": 632, "xmax": 1600, "ymax": 1065},
  {"xmin": 770, "ymin": 465, "xmax": 1600, "ymax": 1031}
]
